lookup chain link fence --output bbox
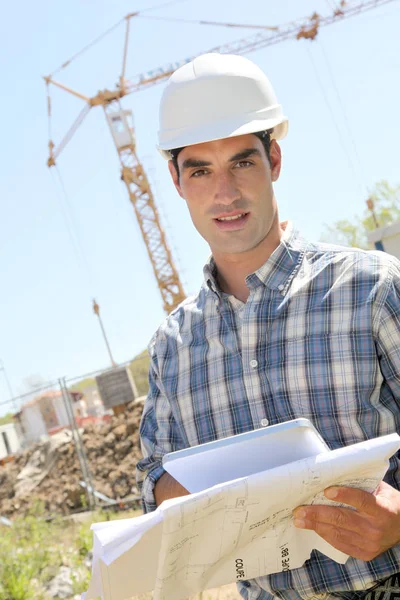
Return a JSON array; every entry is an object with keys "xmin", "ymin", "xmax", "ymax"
[{"xmin": 0, "ymin": 353, "xmax": 150, "ymax": 518}]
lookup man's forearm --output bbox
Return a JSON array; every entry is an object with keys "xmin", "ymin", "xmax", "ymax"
[{"xmin": 154, "ymin": 472, "xmax": 190, "ymax": 506}]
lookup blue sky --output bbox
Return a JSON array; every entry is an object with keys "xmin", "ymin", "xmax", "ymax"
[{"xmin": 0, "ymin": 0, "xmax": 399, "ymax": 413}]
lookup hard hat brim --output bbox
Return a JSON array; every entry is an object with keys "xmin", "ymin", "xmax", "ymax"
[{"xmin": 157, "ymin": 116, "xmax": 289, "ymax": 160}]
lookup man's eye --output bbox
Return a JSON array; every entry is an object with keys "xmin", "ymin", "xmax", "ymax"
[
  {"xmin": 191, "ymin": 169, "xmax": 208, "ymax": 178},
  {"xmin": 235, "ymin": 160, "xmax": 253, "ymax": 168}
]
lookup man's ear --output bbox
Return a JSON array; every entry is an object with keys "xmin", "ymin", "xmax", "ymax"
[
  {"xmin": 269, "ymin": 140, "xmax": 282, "ymax": 182},
  {"xmin": 168, "ymin": 160, "xmax": 184, "ymax": 198}
]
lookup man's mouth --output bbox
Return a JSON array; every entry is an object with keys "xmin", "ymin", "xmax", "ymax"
[
  {"xmin": 213, "ymin": 212, "xmax": 250, "ymax": 230},
  {"xmin": 215, "ymin": 212, "xmax": 248, "ymax": 222}
]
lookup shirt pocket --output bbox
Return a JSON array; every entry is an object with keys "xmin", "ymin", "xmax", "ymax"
[{"xmin": 265, "ymin": 332, "xmax": 378, "ymax": 417}]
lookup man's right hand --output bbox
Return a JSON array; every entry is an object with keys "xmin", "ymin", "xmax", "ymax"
[{"xmin": 154, "ymin": 472, "xmax": 190, "ymax": 506}]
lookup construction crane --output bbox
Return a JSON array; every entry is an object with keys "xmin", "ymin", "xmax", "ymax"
[{"xmin": 45, "ymin": 0, "xmax": 397, "ymax": 313}]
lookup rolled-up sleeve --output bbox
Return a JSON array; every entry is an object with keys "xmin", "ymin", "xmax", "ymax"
[{"xmin": 136, "ymin": 346, "xmax": 185, "ymax": 513}]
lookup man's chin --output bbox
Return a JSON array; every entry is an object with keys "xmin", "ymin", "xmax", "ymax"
[{"xmin": 211, "ymin": 240, "xmax": 263, "ymax": 256}]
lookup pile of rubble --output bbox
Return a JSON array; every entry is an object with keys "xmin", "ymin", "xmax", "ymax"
[{"xmin": 0, "ymin": 401, "xmax": 145, "ymax": 518}]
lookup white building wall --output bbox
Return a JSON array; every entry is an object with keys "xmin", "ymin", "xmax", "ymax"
[
  {"xmin": 0, "ymin": 434, "xmax": 6, "ymax": 459},
  {"xmin": 367, "ymin": 221, "xmax": 400, "ymax": 259},
  {"xmin": 21, "ymin": 404, "xmax": 47, "ymax": 443},
  {"xmin": 53, "ymin": 395, "xmax": 69, "ymax": 428},
  {"xmin": 13, "ymin": 417, "xmax": 26, "ymax": 448},
  {"xmin": 86, "ymin": 389, "xmax": 104, "ymax": 417},
  {"xmin": 0, "ymin": 423, "xmax": 21, "ymax": 459}
]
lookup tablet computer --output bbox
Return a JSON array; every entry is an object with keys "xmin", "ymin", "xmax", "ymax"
[{"xmin": 162, "ymin": 418, "xmax": 329, "ymax": 493}]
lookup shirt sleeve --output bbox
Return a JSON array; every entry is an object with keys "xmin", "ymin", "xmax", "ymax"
[
  {"xmin": 136, "ymin": 346, "xmax": 185, "ymax": 513},
  {"xmin": 374, "ymin": 256, "xmax": 400, "ymax": 402}
]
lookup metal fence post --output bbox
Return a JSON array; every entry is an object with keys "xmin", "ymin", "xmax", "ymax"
[{"xmin": 59, "ymin": 378, "xmax": 96, "ymax": 511}]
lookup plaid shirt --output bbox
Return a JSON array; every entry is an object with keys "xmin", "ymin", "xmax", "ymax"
[{"xmin": 136, "ymin": 223, "xmax": 400, "ymax": 600}]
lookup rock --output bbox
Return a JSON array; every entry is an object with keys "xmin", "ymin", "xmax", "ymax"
[
  {"xmin": 83, "ymin": 551, "xmax": 93, "ymax": 569},
  {"xmin": 111, "ymin": 473, "xmax": 131, "ymax": 498},
  {"xmin": 98, "ymin": 423, "xmax": 111, "ymax": 436},
  {"xmin": 104, "ymin": 432, "xmax": 116, "ymax": 448},
  {"xmin": 47, "ymin": 565, "xmax": 73, "ymax": 599},
  {"xmin": 115, "ymin": 439, "xmax": 133, "ymax": 459},
  {"xmin": 84, "ymin": 439, "xmax": 99, "ymax": 453},
  {"xmin": 65, "ymin": 484, "xmax": 83, "ymax": 508},
  {"xmin": 108, "ymin": 469, "xmax": 120, "ymax": 484},
  {"xmin": 126, "ymin": 419, "xmax": 137, "ymax": 436},
  {"xmin": 112, "ymin": 424, "xmax": 127, "ymax": 440}
]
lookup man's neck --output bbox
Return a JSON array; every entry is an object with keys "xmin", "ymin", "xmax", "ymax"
[{"xmin": 213, "ymin": 221, "xmax": 287, "ymax": 303}]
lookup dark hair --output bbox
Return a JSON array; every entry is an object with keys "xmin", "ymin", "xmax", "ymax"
[{"xmin": 170, "ymin": 129, "xmax": 273, "ymax": 179}]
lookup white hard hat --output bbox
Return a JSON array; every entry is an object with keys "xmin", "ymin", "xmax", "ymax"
[{"xmin": 157, "ymin": 53, "xmax": 288, "ymax": 159}]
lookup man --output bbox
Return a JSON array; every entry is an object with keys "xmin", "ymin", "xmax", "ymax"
[{"xmin": 136, "ymin": 53, "xmax": 400, "ymax": 600}]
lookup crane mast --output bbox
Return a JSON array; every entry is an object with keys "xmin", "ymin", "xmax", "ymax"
[{"xmin": 104, "ymin": 102, "xmax": 186, "ymax": 313}]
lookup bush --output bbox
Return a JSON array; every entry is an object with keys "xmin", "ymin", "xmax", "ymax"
[
  {"xmin": 0, "ymin": 502, "xmax": 62, "ymax": 600},
  {"xmin": 0, "ymin": 504, "xmax": 141, "ymax": 600}
]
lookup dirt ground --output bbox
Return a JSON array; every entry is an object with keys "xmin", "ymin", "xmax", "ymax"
[{"xmin": 0, "ymin": 402, "xmax": 144, "ymax": 518}]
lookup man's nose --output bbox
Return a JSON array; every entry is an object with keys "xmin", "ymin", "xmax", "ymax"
[{"xmin": 214, "ymin": 172, "xmax": 241, "ymax": 205}]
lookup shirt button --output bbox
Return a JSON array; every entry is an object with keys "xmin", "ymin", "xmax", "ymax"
[
  {"xmin": 278, "ymin": 284, "xmax": 285, "ymax": 291},
  {"xmin": 250, "ymin": 359, "xmax": 258, "ymax": 368},
  {"xmin": 260, "ymin": 418, "xmax": 269, "ymax": 427}
]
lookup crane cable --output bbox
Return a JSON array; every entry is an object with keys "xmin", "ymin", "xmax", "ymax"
[
  {"xmin": 137, "ymin": 14, "xmax": 280, "ymax": 30},
  {"xmin": 45, "ymin": 81, "xmax": 52, "ymax": 141},
  {"xmin": 304, "ymin": 42, "xmax": 365, "ymax": 196},
  {"xmin": 139, "ymin": 0, "xmax": 190, "ymax": 12},
  {"xmin": 50, "ymin": 18, "xmax": 125, "ymax": 77},
  {"xmin": 324, "ymin": 0, "xmax": 337, "ymax": 10},
  {"xmin": 317, "ymin": 37, "xmax": 366, "ymax": 185},
  {"xmin": 133, "ymin": 1, "xmax": 360, "ymax": 30},
  {"xmin": 49, "ymin": 165, "xmax": 96, "ymax": 297},
  {"xmin": 49, "ymin": 0, "xmax": 191, "ymax": 77}
]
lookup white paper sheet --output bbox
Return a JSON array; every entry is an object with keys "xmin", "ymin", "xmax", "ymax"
[{"xmin": 84, "ymin": 433, "xmax": 400, "ymax": 600}]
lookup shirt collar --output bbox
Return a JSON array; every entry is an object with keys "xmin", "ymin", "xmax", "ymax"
[{"xmin": 203, "ymin": 222, "xmax": 308, "ymax": 297}]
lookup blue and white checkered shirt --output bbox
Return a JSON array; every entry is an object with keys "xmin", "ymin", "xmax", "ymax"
[{"xmin": 136, "ymin": 223, "xmax": 400, "ymax": 600}]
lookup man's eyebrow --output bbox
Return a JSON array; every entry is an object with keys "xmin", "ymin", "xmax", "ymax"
[
  {"xmin": 229, "ymin": 148, "xmax": 262, "ymax": 162},
  {"xmin": 181, "ymin": 158, "xmax": 212, "ymax": 171},
  {"xmin": 181, "ymin": 148, "xmax": 261, "ymax": 171}
]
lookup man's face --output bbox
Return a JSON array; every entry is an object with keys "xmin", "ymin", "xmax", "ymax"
[{"xmin": 168, "ymin": 134, "xmax": 282, "ymax": 257}]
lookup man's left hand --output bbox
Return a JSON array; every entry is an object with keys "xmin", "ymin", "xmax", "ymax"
[{"xmin": 293, "ymin": 481, "xmax": 400, "ymax": 561}]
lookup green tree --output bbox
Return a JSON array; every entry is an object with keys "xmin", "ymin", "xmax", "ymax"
[
  {"xmin": 69, "ymin": 377, "xmax": 97, "ymax": 394},
  {"xmin": 130, "ymin": 350, "xmax": 150, "ymax": 397},
  {"xmin": 321, "ymin": 180, "xmax": 400, "ymax": 249},
  {"xmin": 0, "ymin": 412, "xmax": 13, "ymax": 426}
]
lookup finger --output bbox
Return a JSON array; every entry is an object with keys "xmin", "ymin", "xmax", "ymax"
[
  {"xmin": 293, "ymin": 504, "xmax": 369, "ymax": 535},
  {"xmin": 300, "ymin": 523, "xmax": 381, "ymax": 561},
  {"xmin": 296, "ymin": 520, "xmax": 380, "ymax": 562},
  {"xmin": 325, "ymin": 486, "xmax": 380, "ymax": 517},
  {"xmin": 373, "ymin": 480, "xmax": 397, "ymax": 500}
]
